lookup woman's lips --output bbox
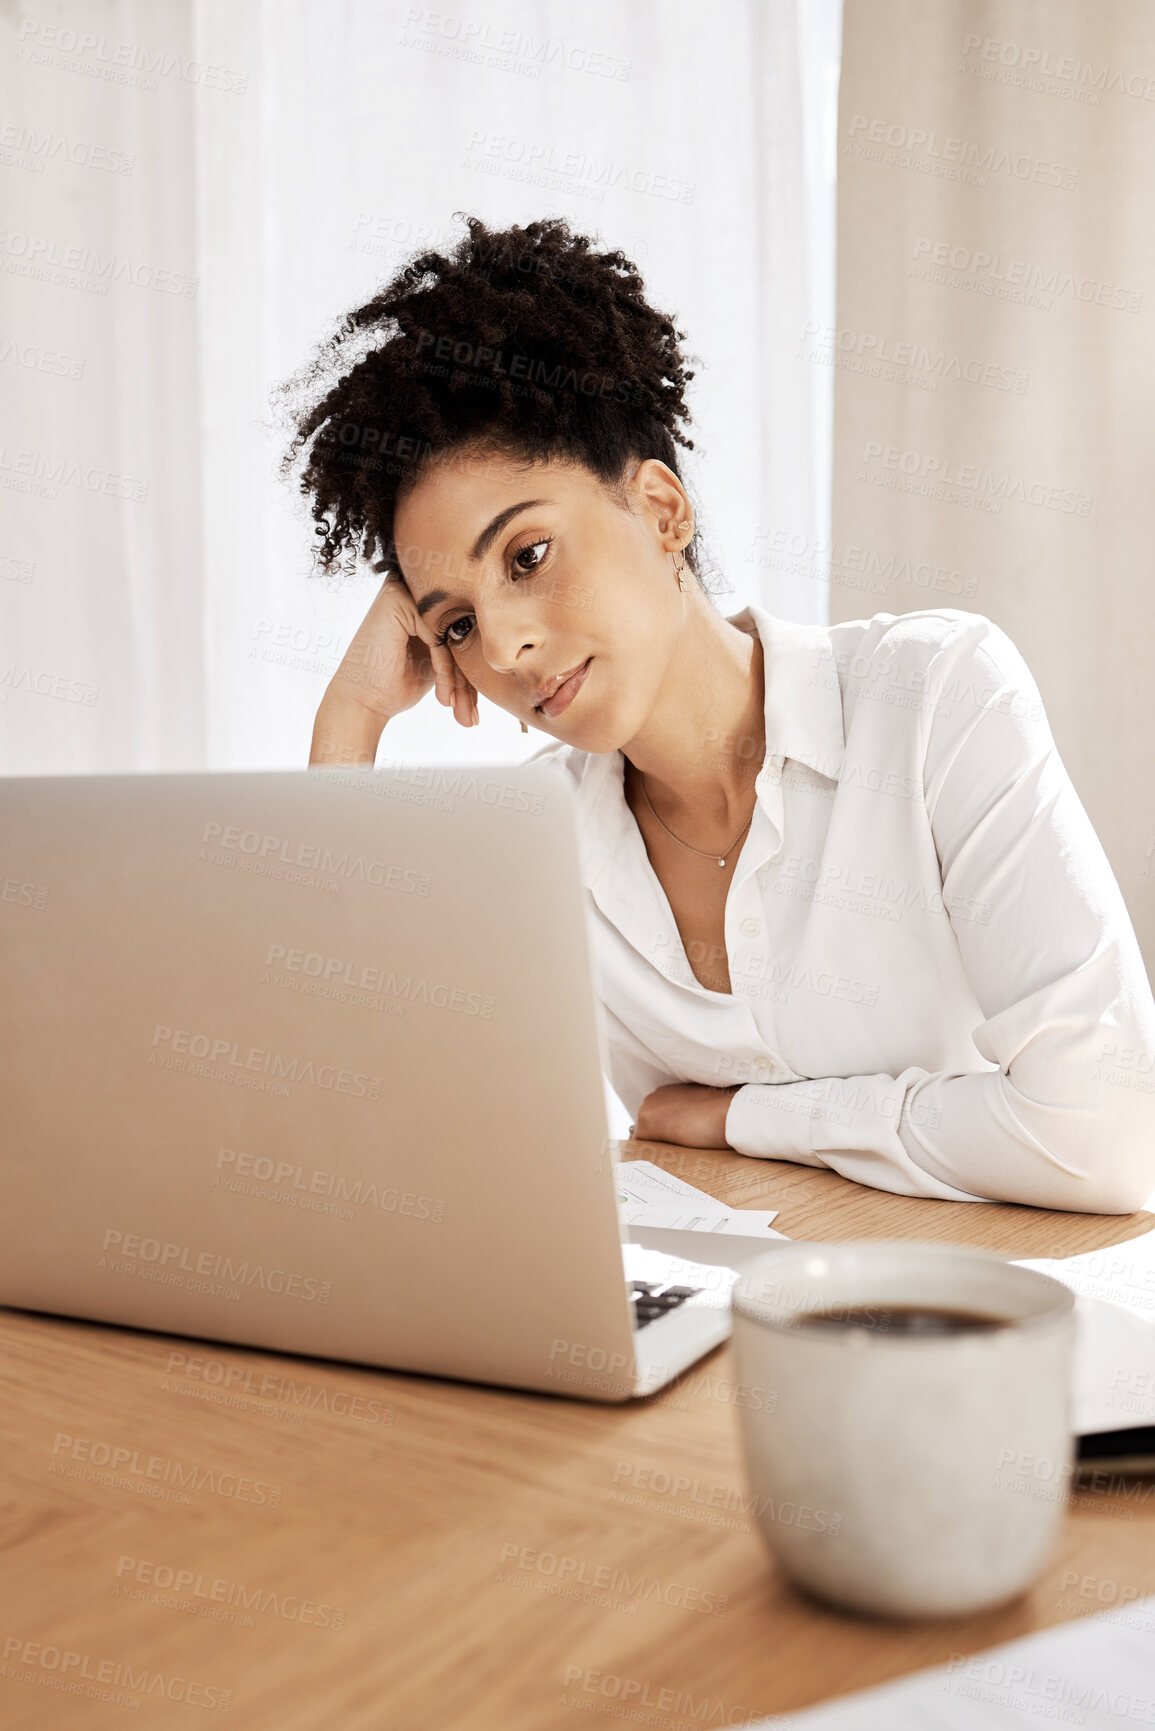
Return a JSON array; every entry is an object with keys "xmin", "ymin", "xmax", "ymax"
[{"xmin": 537, "ymin": 657, "xmax": 593, "ymax": 719}]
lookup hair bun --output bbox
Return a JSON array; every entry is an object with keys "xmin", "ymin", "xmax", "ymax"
[{"xmin": 277, "ymin": 213, "xmax": 699, "ymax": 584}]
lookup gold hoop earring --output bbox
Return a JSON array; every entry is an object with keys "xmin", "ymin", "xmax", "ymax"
[{"xmin": 671, "ymin": 518, "xmax": 692, "ymax": 592}]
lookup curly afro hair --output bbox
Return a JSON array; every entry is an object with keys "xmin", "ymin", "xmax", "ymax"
[{"xmin": 277, "ymin": 213, "xmax": 712, "ymax": 589}]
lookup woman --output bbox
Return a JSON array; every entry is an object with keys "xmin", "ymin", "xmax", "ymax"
[{"xmin": 284, "ymin": 215, "xmax": 1155, "ymax": 1214}]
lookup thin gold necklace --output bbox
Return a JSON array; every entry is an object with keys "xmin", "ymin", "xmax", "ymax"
[{"xmin": 637, "ymin": 772, "xmax": 753, "ymax": 868}]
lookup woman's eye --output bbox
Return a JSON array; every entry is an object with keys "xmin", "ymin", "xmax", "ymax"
[
  {"xmin": 512, "ymin": 537, "xmax": 552, "ymax": 574},
  {"xmin": 437, "ymin": 538, "xmax": 552, "ymax": 648}
]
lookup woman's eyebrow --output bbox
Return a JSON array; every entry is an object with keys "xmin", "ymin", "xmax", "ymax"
[
  {"xmin": 468, "ymin": 498, "xmax": 551, "ymax": 562},
  {"xmin": 414, "ymin": 498, "xmax": 554, "ymax": 617}
]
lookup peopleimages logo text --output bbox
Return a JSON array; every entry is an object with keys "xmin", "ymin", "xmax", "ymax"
[
  {"xmin": 51, "ymin": 1431, "xmax": 280, "ymax": 1508},
  {"xmin": 200, "ymin": 820, "xmax": 430, "ymax": 892},
  {"xmin": 215, "ymin": 1147, "xmax": 445, "ymax": 1221},
  {"xmin": 16, "ymin": 18, "xmax": 248, "ymax": 92},
  {"xmin": 264, "ymin": 944, "xmax": 494, "ymax": 1019},
  {"xmin": 1, "ymin": 1633, "xmax": 230, "ymax": 1712},
  {"xmin": 149, "ymin": 1024, "xmax": 382, "ymax": 1099},
  {"xmin": 101, "ymin": 1229, "xmax": 333, "ymax": 1304},
  {"xmin": 115, "ymin": 1553, "xmax": 346, "ymax": 1629}
]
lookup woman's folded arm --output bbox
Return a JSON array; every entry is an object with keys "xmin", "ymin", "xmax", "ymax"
[{"xmin": 726, "ymin": 619, "xmax": 1155, "ymax": 1214}]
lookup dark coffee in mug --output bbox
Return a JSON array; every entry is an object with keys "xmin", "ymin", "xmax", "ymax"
[{"xmin": 790, "ymin": 1304, "xmax": 1011, "ymax": 1336}]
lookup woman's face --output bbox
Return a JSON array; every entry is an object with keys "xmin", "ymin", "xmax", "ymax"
[{"xmin": 391, "ymin": 447, "xmax": 693, "ymax": 754}]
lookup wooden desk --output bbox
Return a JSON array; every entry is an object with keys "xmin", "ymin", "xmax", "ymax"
[{"xmin": 3, "ymin": 1143, "xmax": 1154, "ymax": 1729}]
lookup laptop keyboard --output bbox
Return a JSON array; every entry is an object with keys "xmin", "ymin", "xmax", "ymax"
[{"xmin": 629, "ymin": 1278, "xmax": 702, "ymax": 1330}]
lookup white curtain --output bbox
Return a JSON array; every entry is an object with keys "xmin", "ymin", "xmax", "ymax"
[
  {"xmin": 1, "ymin": 0, "xmax": 841, "ymax": 775},
  {"xmin": 832, "ymin": 0, "xmax": 1155, "ymax": 971}
]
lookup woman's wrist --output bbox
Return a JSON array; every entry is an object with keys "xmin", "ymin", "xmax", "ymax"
[{"xmin": 308, "ymin": 690, "xmax": 388, "ymax": 768}]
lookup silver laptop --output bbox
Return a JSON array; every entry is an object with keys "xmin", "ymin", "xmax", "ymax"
[{"xmin": 0, "ymin": 762, "xmax": 765, "ymax": 1401}]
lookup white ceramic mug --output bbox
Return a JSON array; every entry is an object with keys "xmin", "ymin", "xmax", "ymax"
[{"xmin": 730, "ymin": 1240, "xmax": 1076, "ymax": 1618}]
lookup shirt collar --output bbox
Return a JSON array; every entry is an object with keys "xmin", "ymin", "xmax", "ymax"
[
  {"xmin": 742, "ymin": 602, "xmax": 845, "ymax": 785},
  {"xmin": 566, "ymin": 603, "xmax": 845, "ymax": 886}
]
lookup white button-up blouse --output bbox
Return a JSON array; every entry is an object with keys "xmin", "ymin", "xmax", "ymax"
[{"xmin": 529, "ymin": 604, "xmax": 1155, "ymax": 1212}]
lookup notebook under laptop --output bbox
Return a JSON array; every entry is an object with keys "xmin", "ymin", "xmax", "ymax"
[{"xmin": 0, "ymin": 762, "xmax": 761, "ymax": 1401}]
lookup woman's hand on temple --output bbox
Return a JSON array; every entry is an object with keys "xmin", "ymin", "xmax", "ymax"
[
  {"xmin": 630, "ymin": 1083, "xmax": 740, "ymax": 1149},
  {"xmin": 309, "ymin": 576, "xmax": 479, "ymax": 765}
]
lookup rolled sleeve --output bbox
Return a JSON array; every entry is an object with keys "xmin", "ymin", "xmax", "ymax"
[
  {"xmin": 727, "ymin": 619, "xmax": 1155, "ymax": 1214},
  {"xmin": 724, "ymin": 1070, "xmax": 988, "ymax": 1201}
]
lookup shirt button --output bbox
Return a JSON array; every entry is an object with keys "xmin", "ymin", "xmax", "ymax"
[{"xmin": 741, "ymin": 918, "xmax": 762, "ymax": 937}]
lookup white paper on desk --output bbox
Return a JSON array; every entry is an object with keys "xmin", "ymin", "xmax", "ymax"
[
  {"xmin": 1018, "ymin": 1229, "xmax": 1155, "ymax": 1323},
  {"xmin": 614, "ymin": 1159, "xmax": 723, "ymax": 1205},
  {"xmin": 749, "ymin": 1598, "xmax": 1155, "ymax": 1728},
  {"xmin": 1065, "ymin": 1296, "xmax": 1155, "ymax": 1434},
  {"xmin": 1015, "ymin": 1239, "xmax": 1155, "ymax": 1434},
  {"xmin": 617, "ymin": 1201, "xmax": 786, "ymax": 1236},
  {"xmin": 615, "ymin": 1160, "xmax": 780, "ymax": 1236}
]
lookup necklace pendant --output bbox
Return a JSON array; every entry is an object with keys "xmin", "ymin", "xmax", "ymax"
[{"xmin": 718, "ymin": 857, "xmax": 726, "ymax": 867}]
